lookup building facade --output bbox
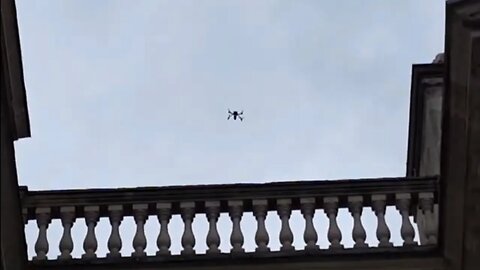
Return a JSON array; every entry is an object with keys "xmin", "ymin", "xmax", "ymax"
[{"xmin": 1, "ymin": 1, "xmax": 479, "ymax": 270}]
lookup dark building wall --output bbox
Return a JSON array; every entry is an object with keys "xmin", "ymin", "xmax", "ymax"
[
  {"xmin": 1, "ymin": 85, "xmax": 28, "ymax": 270},
  {"xmin": 1, "ymin": 0, "xmax": 29, "ymax": 269},
  {"xmin": 441, "ymin": 2, "xmax": 480, "ymax": 270}
]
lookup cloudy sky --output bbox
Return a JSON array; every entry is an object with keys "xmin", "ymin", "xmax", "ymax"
[
  {"xmin": 14, "ymin": 0, "xmax": 445, "ymax": 190},
  {"xmin": 14, "ymin": 0, "xmax": 444, "ymax": 258}
]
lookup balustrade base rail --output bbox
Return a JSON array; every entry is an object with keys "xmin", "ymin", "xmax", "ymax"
[
  {"xmin": 27, "ymin": 247, "xmax": 443, "ymax": 270},
  {"xmin": 29, "ymin": 245, "xmax": 438, "ymax": 263}
]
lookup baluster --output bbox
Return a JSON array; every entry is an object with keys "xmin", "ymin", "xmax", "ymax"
[
  {"xmin": 156, "ymin": 203, "xmax": 172, "ymax": 256},
  {"xmin": 58, "ymin": 206, "xmax": 76, "ymax": 260},
  {"xmin": 229, "ymin": 200, "xmax": 245, "ymax": 254},
  {"xmin": 419, "ymin": 192, "xmax": 437, "ymax": 245},
  {"xmin": 300, "ymin": 198, "xmax": 319, "ymax": 251},
  {"xmin": 253, "ymin": 199, "xmax": 270, "ymax": 252},
  {"xmin": 348, "ymin": 196, "xmax": 367, "ymax": 248},
  {"xmin": 107, "ymin": 205, "xmax": 123, "ymax": 258},
  {"xmin": 180, "ymin": 202, "xmax": 196, "ymax": 255},
  {"xmin": 372, "ymin": 195, "xmax": 393, "ymax": 247},
  {"xmin": 395, "ymin": 193, "xmax": 417, "ymax": 246},
  {"xmin": 132, "ymin": 204, "xmax": 148, "ymax": 257},
  {"xmin": 82, "ymin": 206, "xmax": 99, "ymax": 259},
  {"xmin": 206, "ymin": 201, "xmax": 221, "ymax": 254},
  {"xmin": 324, "ymin": 197, "xmax": 343, "ymax": 249},
  {"xmin": 33, "ymin": 208, "xmax": 51, "ymax": 260},
  {"xmin": 277, "ymin": 199, "xmax": 294, "ymax": 252}
]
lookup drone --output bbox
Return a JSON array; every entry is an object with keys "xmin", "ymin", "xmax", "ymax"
[{"xmin": 228, "ymin": 109, "xmax": 244, "ymax": 121}]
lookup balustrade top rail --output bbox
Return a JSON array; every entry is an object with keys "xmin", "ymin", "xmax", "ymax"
[{"xmin": 20, "ymin": 176, "xmax": 438, "ymax": 220}]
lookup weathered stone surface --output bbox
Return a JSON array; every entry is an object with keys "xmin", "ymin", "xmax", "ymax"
[{"xmin": 442, "ymin": 2, "xmax": 480, "ymax": 270}]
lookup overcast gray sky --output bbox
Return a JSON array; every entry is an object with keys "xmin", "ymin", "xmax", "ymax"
[
  {"xmin": 14, "ymin": 0, "xmax": 444, "ymax": 190},
  {"xmin": 14, "ymin": 0, "xmax": 444, "ymax": 258}
]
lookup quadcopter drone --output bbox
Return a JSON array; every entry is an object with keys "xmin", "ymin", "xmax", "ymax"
[{"xmin": 228, "ymin": 109, "xmax": 244, "ymax": 121}]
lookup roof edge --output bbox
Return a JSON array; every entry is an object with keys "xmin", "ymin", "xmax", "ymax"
[{"xmin": 1, "ymin": 0, "xmax": 31, "ymax": 140}]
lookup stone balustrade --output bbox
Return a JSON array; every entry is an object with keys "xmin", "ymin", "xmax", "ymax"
[{"xmin": 20, "ymin": 176, "xmax": 438, "ymax": 263}]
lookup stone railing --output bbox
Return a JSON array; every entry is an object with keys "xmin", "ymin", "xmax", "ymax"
[{"xmin": 20, "ymin": 176, "xmax": 438, "ymax": 264}]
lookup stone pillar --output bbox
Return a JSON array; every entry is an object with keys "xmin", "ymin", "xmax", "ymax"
[
  {"xmin": 415, "ymin": 65, "xmax": 443, "ymax": 244},
  {"xmin": 441, "ymin": 3, "xmax": 480, "ymax": 270},
  {"xmin": 1, "ymin": 1, "xmax": 30, "ymax": 267},
  {"xmin": 1, "ymin": 83, "xmax": 28, "ymax": 269}
]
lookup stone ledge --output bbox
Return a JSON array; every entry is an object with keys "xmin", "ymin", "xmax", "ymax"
[{"xmin": 27, "ymin": 246, "xmax": 442, "ymax": 270}]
